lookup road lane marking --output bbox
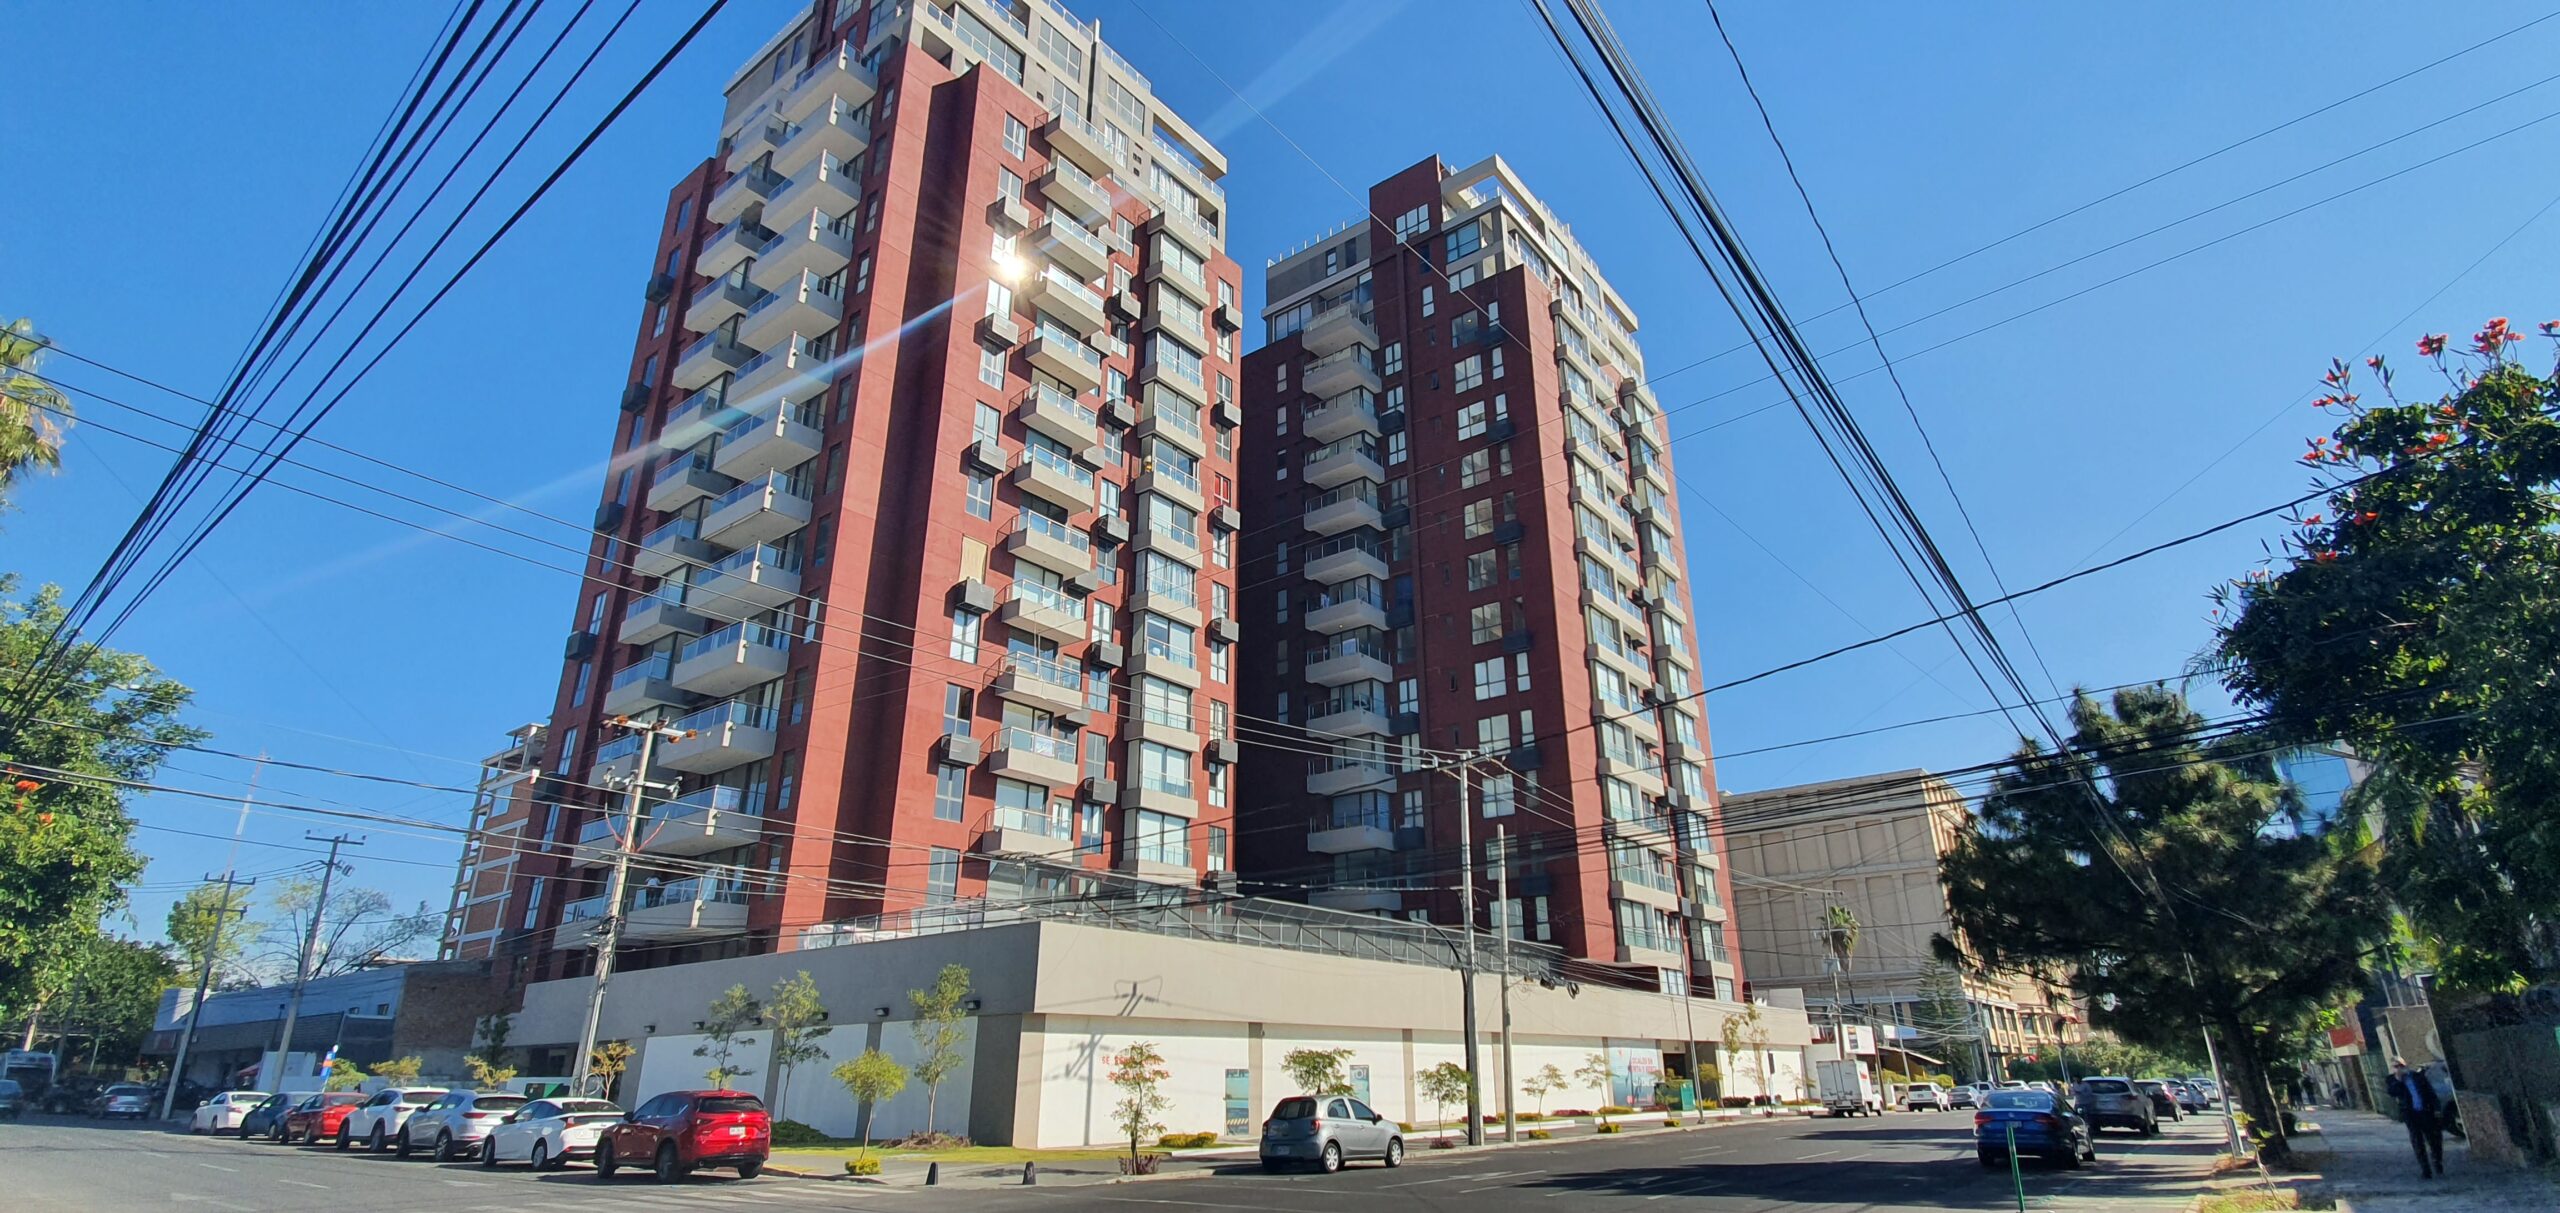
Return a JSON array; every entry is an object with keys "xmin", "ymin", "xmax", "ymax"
[
  {"xmin": 194, "ymin": 1163, "xmax": 237, "ymax": 1172},
  {"xmin": 1793, "ymin": 1149, "xmax": 1838, "ymax": 1160},
  {"xmin": 277, "ymin": 1179, "xmax": 328, "ymax": 1189}
]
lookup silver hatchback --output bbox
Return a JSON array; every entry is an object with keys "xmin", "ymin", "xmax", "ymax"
[{"xmin": 1259, "ymin": 1095, "xmax": 1404, "ymax": 1173}]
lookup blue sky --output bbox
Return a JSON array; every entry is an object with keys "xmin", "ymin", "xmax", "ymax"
[{"xmin": 4, "ymin": 0, "xmax": 2555, "ymax": 946}]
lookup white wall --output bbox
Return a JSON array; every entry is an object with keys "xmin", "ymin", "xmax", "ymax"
[
  {"xmin": 632, "ymin": 1029, "xmax": 771, "ymax": 1107},
  {"xmin": 765, "ymin": 1019, "xmax": 977, "ymax": 1142},
  {"xmin": 1033, "ymin": 1017, "xmax": 1248, "ymax": 1147}
]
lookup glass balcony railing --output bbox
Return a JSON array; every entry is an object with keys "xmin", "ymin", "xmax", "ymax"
[
  {"xmin": 610, "ymin": 654, "xmax": 674, "ymax": 690},
  {"xmin": 721, "ymin": 399, "xmax": 824, "ymax": 446},
  {"xmin": 640, "ymin": 873, "xmax": 749, "ymax": 909},
  {"xmin": 1305, "ymin": 345, "xmax": 1377, "ymax": 378},
  {"xmin": 640, "ymin": 515, "xmax": 701, "ymax": 551},
  {"xmin": 563, "ymin": 894, "xmax": 611, "ymax": 923},
  {"xmin": 1310, "ymin": 754, "xmax": 1391, "ymax": 779},
  {"xmin": 1012, "ymin": 511, "xmax": 1092, "ymax": 553},
  {"xmin": 1016, "ymin": 383, "xmax": 1097, "ymax": 429},
  {"xmin": 1140, "ymin": 632, "xmax": 1197, "ymax": 670},
  {"xmin": 708, "ymin": 471, "xmax": 808, "ymax": 515},
  {"xmin": 1303, "ymin": 532, "xmax": 1383, "ymax": 564},
  {"xmin": 1304, "ymin": 482, "xmax": 1380, "ymax": 513},
  {"xmin": 679, "ymin": 620, "xmax": 792, "ymax": 664},
  {"xmin": 1004, "ymin": 651, "xmax": 1084, "ymax": 694},
  {"xmin": 1134, "ymin": 769, "xmax": 1194, "ymax": 799},
  {"xmin": 709, "ymin": 543, "xmax": 800, "ymax": 577},
  {"xmin": 623, "ymin": 588, "xmax": 689, "ymax": 622},
  {"xmin": 1041, "ymin": 213, "xmax": 1109, "ymax": 259},
  {"xmin": 656, "ymin": 784, "xmax": 755, "ymax": 825},
  {"xmin": 1309, "ymin": 578, "xmax": 1388, "ymax": 613},
  {"xmin": 672, "ymin": 699, "xmax": 776, "ymax": 735},
  {"xmin": 1032, "ymin": 322, "xmax": 1102, "ymax": 367},
  {"xmin": 1143, "ymin": 457, "xmax": 1200, "ymax": 495},
  {"xmin": 998, "ymin": 726, "xmax": 1076, "ymax": 763},
  {"xmin": 595, "ymin": 733, "xmax": 643, "ymax": 765},
  {"xmin": 1308, "ymin": 631, "xmax": 1390, "ymax": 666},
  {"xmin": 1044, "ymin": 155, "xmax": 1099, "ymax": 195},
  {"xmin": 1147, "ymin": 399, "xmax": 1203, "ymax": 440},
  {"xmin": 1011, "ymin": 580, "xmax": 1084, "ymax": 620},
  {"xmin": 1137, "ymin": 575, "xmax": 1197, "ymax": 609},
  {"xmin": 1325, "ymin": 802, "xmax": 1394, "ymax": 832},
  {"xmin": 1036, "ymin": 265, "xmax": 1104, "ymax": 313},
  {"xmin": 1304, "ymin": 435, "xmax": 1381, "ymax": 468},
  {"xmin": 1307, "ymin": 691, "xmax": 1389, "ymax": 721},
  {"xmin": 1019, "ymin": 443, "xmax": 1096, "ymax": 488},
  {"xmin": 993, "ymin": 799, "xmax": 1074, "ymax": 839},
  {"xmin": 1611, "ymin": 861, "xmax": 1677, "ymax": 894}
]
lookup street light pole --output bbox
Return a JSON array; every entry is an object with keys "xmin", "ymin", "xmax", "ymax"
[
  {"xmin": 159, "ymin": 873, "xmax": 254, "ymax": 1120},
  {"xmin": 571, "ymin": 717, "xmax": 681, "ymax": 1092}
]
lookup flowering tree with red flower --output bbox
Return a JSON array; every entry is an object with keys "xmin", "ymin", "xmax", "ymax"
[{"xmin": 2211, "ymin": 318, "xmax": 2560, "ymax": 991}]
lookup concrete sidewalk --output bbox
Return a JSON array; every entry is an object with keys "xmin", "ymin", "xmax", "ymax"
[{"xmin": 2291, "ymin": 1111, "xmax": 2560, "ymax": 1212}]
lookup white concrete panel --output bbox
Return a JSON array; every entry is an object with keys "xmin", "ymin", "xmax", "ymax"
[
  {"xmin": 1031, "ymin": 1016, "xmax": 1252, "ymax": 1147},
  {"xmin": 632, "ymin": 1029, "xmax": 772, "ymax": 1107}
]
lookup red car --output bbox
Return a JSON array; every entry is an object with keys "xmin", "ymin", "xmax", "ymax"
[
  {"xmin": 594, "ymin": 1090, "xmax": 770, "ymax": 1182},
  {"xmin": 281, "ymin": 1092, "xmax": 368, "ymax": 1145}
]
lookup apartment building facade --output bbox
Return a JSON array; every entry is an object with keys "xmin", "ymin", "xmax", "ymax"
[
  {"xmin": 1722, "ymin": 770, "xmax": 2080, "ymax": 1077},
  {"xmin": 440, "ymin": 722, "xmax": 548, "ymax": 964},
  {"xmin": 1235, "ymin": 156, "xmax": 1740, "ymax": 999},
  {"xmin": 513, "ymin": 0, "xmax": 1246, "ymax": 982}
]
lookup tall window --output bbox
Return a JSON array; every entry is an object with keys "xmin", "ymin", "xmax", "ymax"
[
  {"xmin": 934, "ymin": 763, "xmax": 967, "ymax": 821},
  {"xmin": 943, "ymin": 684, "xmax": 974, "ymax": 736},
  {"xmin": 966, "ymin": 468, "xmax": 994, "ymax": 519},
  {"xmin": 1003, "ymin": 115, "xmax": 1027, "ymax": 157},
  {"xmin": 949, "ymin": 606, "xmax": 983, "ymax": 661},
  {"xmin": 926, "ymin": 847, "xmax": 960, "ymax": 904}
]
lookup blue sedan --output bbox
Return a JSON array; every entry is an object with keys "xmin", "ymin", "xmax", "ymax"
[{"xmin": 1975, "ymin": 1089, "xmax": 2096, "ymax": 1169}]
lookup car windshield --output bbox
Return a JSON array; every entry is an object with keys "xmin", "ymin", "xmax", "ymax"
[
  {"xmin": 471, "ymin": 1095, "xmax": 528, "ymax": 1111},
  {"xmin": 555, "ymin": 1099, "xmax": 622, "ymax": 1115},
  {"xmin": 230, "ymin": 1090, "xmax": 267, "ymax": 1101},
  {"xmin": 564, "ymin": 1112, "xmax": 627, "ymax": 1125},
  {"xmin": 2084, "ymin": 1079, "xmax": 2131, "ymax": 1093},
  {"xmin": 398, "ymin": 1090, "xmax": 447, "ymax": 1105},
  {"xmin": 323, "ymin": 1093, "xmax": 366, "ymax": 1105},
  {"xmin": 697, "ymin": 1096, "xmax": 764, "ymax": 1114},
  {"xmin": 1986, "ymin": 1091, "xmax": 2055, "ymax": 1111},
  {"xmin": 107, "ymin": 1085, "xmax": 148, "ymax": 1096},
  {"xmin": 1271, "ymin": 1097, "xmax": 1317, "ymax": 1120}
]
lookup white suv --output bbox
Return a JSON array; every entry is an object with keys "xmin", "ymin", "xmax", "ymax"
[
  {"xmin": 341, "ymin": 1086, "xmax": 450, "ymax": 1151},
  {"xmin": 1899, "ymin": 1083, "xmax": 1952, "ymax": 1111}
]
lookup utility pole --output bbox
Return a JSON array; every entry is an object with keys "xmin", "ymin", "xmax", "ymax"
[
  {"xmin": 1423, "ymin": 749, "xmax": 1488, "ymax": 1147},
  {"xmin": 1495, "ymin": 824, "xmax": 1517, "ymax": 1143},
  {"xmin": 571, "ymin": 716, "xmax": 684, "ymax": 1092},
  {"xmin": 273, "ymin": 832, "xmax": 363, "ymax": 1091},
  {"xmin": 162, "ymin": 755, "xmax": 262, "ymax": 1120}
]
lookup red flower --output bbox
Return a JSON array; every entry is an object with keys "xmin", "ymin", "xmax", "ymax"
[
  {"xmin": 2366, "ymin": 356, "xmax": 2385, "ymax": 369},
  {"xmin": 2303, "ymin": 514, "xmax": 2323, "ymax": 525},
  {"xmin": 2418, "ymin": 334, "xmax": 2449, "ymax": 357},
  {"xmin": 2314, "ymin": 551, "xmax": 2340, "ymax": 563},
  {"xmin": 11, "ymin": 779, "xmax": 35, "ymax": 794},
  {"xmin": 2358, "ymin": 512, "xmax": 2380, "ymax": 524},
  {"xmin": 2439, "ymin": 405, "xmax": 2458, "ymax": 417},
  {"xmin": 2541, "ymin": 320, "xmax": 2559, "ymax": 335}
]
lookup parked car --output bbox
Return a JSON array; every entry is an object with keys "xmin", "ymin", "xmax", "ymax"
[
  {"xmin": 2167, "ymin": 1080, "xmax": 2206, "ymax": 1112},
  {"xmin": 340, "ymin": 1085, "xmax": 449, "ymax": 1151},
  {"xmin": 481, "ymin": 1098, "xmax": 626, "ymax": 1171},
  {"xmin": 40, "ymin": 1075, "xmax": 103, "ymax": 1115},
  {"xmin": 2134, "ymin": 1079, "xmax": 2184, "ymax": 1122},
  {"xmin": 2072, "ymin": 1077, "xmax": 2158, "ymax": 1135},
  {"xmin": 595, "ymin": 1090, "xmax": 770, "ymax": 1182},
  {"xmin": 1899, "ymin": 1083, "xmax": 1952, "ymax": 1111},
  {"xmin": 1998, "ymin": 1079, "xmax": 2030, "ymax": 1090},
  {"xmin": 1258, "ymin": 1094, "xmax": 1404, "ymax": 1173},
  {"xmin": 1947, "ymin": 1084, "xmax": 1980, "ymax": 1110},
  {"xmin": 90, "ymin": 1083, "xmax": 152, "ymax": 1119},
  {"xmin": 0, "ymin": 1078, "xmax": 24, "ymax": 1119},
  {"xmin": 400, "ymin": 1089, "xmax": 530, "ymax": 1160},
  {"xmin": 282, "ymin": 1092, "xmax": 367, "ymax": 1145},
  {"xmin": 1975, "ymin": 1088, "xmax": 2096, "ymax": 1169},
  {"xmin": 189, "ymin": 1090, "xmax": 268, "ymax": 1134},
  {"xmin": 241, "ymin": 1091, "xmax": 309, "ymax": 1140}
]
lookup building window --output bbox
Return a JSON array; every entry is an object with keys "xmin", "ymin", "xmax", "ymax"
[
  {"xmin": 927, "ymin": 847, "xmax": 960, "ymax": 904},
  {"xmin": 569, "ymin": 661, "xmax": 592, "ymax": 708},
  {"xmin": 1482, "ymin": 772, "xmax": 1516, "ymax": 817},
  {"xmin": 1131, "ymin": 809, "xmax": 1187, "ymax": 865},
  {"xmin": 553, "ymin": 726, "xmax": 578, "ymax": 775},
  {"xmin": 943, "ymin": 684, "xmax": 974, "ymax": 736},
  {"xmin": 966, "ymin": 468, "xmax": 994, "ymax": 518},
  {"xmin": 522, "ymin": 877, "xmax": 545, "ymax": 930},
  {"xmin": 1470, "ymin": 604, "xmax": 1503, "ymax": 644},
  {"xmin": 1393, "ymin": 204, "xmax": 1430, "ymax": 241},
  {"xmin": 979, "ymin": 341, "xmax": 1007, "ymax": 388},
  {"xmin": 933, "ymin": 762, "xmax": 967, "ymax": 821},
  {"xmin": 1382, "ymin": 341, "xmax": 1403, "ymax": 377},
  {"xmin": 997, "ymin": 165, "xmax": 1022, "ymax": 203},
  {"xmin": 1454, "ymin": 356, "xmax": 1485, "ymax": 394},
  {"xmin": 1003, "ymin": 114, "xmax": 1027, "ymax": 157},
  {"xmin": 1206, "ymin": 824, "xmax": 1227, "ymax": 870},
  {"xmin": 1473, "ymin": 656, "xmax": 1507, "ymax": 700},
  {"xmin": 1460, "ymin": 448, "xmax": 1490, "ymax": 489},
  {"xmin": 1463, "ymin": 499, "xmax": 1494, "ymax": 539},
  {"xmin": 1421, "ymin": 286, "xmax": 1435, "ymax": 317},
  {"xmin": 949, "ymin": 605, "xmax": 983, "ymax": 661}
]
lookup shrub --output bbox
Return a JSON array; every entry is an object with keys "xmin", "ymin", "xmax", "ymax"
[
  {"xmin": 1516, "ymin": 1111, "xmax": 1544, "ymax": 1121},
  {"xmin": 1155, "ymin": 1132, "xmax": 1219, "ymax": 1149},
  {"xmin": 894, "ymin": 1131, "xmax": 971, "ymax": 1149},
  {"xmin": 770, "ymin": 1119, "xmax": 830, "ymax": 1147},
  {"xmin": 1595, "ymin": 1123, "xmax": 1622, "ymax": 1134},
  {"xmin": 1553, "ymin": 1108, "xmax": 1591, "ymax": 1117},
  {"xmin": 1662, "ymin": 1119, "xmax": 1680, "ymax": 1128},
  {"xmin": 1396, "ymin": 1121, "xmax": 1414, "ymax": 1133},
  {"xmin": 1118, "ymin": 1153, "xmax": 1164, "ymax": 1175},
  {"xmin": 844, "ymin": 1156, "xmax": 882, "ymax": 1177},
  {"xmin": 1526, "ymin": 1128, "xmax": 1553, "ymax": 1140},
  {"xmin": 1429, "ymin": 1138, "xmax": 1458, "ymax": 1150},
  {"xmin": 1597, "ymin": 1105, "xmax": 1635, "ymax": 1116},
  {"xmin": 1721, "ymin": 1096, "xmax": 1753, "ymax": 1109}
]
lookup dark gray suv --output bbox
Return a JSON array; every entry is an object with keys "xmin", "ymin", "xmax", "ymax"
[
  {"xmin": 1259, "ymin": 1095, "xmax": 1404, "ymax": 1173},
  {"xmin": 2073, "ymin": 1076, "xmax": 2158, "ymax": 1135}
]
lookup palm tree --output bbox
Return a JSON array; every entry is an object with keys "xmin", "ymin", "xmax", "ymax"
[
  {"xmin": 0, "ymin": 319, "xmax": 70, "ymax": 502},
  {"xmin": 1822, "ymin": 904, "xmax": 1861, "ymax": 1036}
]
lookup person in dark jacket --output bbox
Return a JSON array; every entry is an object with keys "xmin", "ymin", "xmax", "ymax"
[{"xmin": 2386, "ymin": 1058, "xmax": 2447, "ymax": 1178}]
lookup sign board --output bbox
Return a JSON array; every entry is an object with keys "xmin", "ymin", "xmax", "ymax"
[{"xmin": 1840, "ymin": 1025, "xmax": 1876, "ymax": 1056}]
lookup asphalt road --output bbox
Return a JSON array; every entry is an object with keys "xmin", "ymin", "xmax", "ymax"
[{"xmin": 0, "ymin": 1106, "xmax": 2229, "ymax": 1211}]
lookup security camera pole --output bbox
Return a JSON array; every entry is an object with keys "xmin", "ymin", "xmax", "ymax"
[{"xmin": 571, "ymin": 716, "xmax": 686, "ymax": 1091}]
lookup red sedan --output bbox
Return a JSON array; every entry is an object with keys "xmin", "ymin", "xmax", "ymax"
[
  {"xmin": 281, "ymin": 1092, "xmax": 367, "ymax": 1146},
  {"xmin": 594, "ymin": 1090, "xmax": 770, "ymax": 1182}
]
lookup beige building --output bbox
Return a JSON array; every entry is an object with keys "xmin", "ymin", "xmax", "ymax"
[{"xmin": 1722, "ymin": 770, "xmax": 2077, "ymax": 1078}]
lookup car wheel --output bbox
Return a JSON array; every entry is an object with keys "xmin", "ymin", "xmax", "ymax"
[
  {"xmin": 481, "ymin": 1138, "xmax": 500, "ymax": 1169},
  {"xmin": 371, "ymin": 1123, "xmax": 388, "ymax": 1153},
  {"xmin": 1382, "ymin": 1138, "xmax": 1403, "ymax": 1169},
  {"xmin": 397, "ymin": 1127, "xmax": 414, "ymax": 1157},
  {"xmin": 1318, "ymin": 1142, "xmax": 1342, "ymax": 1174},
  {"xmin": 434, "ymin": 1132, "xmax": 456, "ymax": 1163},
  {"xmin": 654, "ymin": 1142, "xmax": 683, "ymax": 1184},
  {"xmin": 2144, "ymin": 1120, "xmax": 2161, "ymax": 1137},
  {"xmin": 336, "ymin": 1124, "xmax": 352, "ymax": 1151},
  {"xmin": 737, "ymin": 1159, "xmax": 763, "ymax": 1180},
  {"xmin": 595, "ymin": 1142, "xmax": 619, "ymax": 1179},
  {"xmin": 530, "ymin": 1142, "xmax": 551, "ymax": 1172}
]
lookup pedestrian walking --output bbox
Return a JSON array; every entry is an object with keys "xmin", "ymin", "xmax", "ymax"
[{"xmin": 2386, "ymin": 1058, "xmax": 2447, "ymax": 1178}]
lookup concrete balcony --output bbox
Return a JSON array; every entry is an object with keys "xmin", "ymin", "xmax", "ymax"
[
  {"xmin": 701, "ymin": 473, "xmax": 812, "ymax": 550},
  {"xmin": 672, "ymin": 330, "xmax": 753, "ymax": 392},
  {"xmin": 728, "ymin": 333, "xmax": 834, "ymax": 411},
  {"xmin": 589, "ymin": 736, "xmax": 643, "ymax": 788},
  {"xmin": 657, "ymin": 701, "xmax": 778, "ymax": 774},
  {"xmin": 1610, "ymin": 875, "xmax": 1681, "ymax": 914},
  {"xmin": 988, "ymin": 727, "xmax": 1079, "ymax": 788},
  {"xmin": 1006, "ymin": 513, "xmax": 1093, "ymax": 577},
  {"xmin": 1303, "ymin": 438, "xmax": 1383, "ymax": 490},
  {"xmin": 975, "ymin": 813, "xmax": 1079, "ymax": 860},
  {"xmin": 684, "ymin": 276, "xmax": 765, "ymax": 335},
  {"xmin": 1024, "ymin": 265, "xmax": 1108, "ymax": 336},
  {"xmin": 706, "ymin": 163, "xmax": 784, "ymax": 227},
  {"xmin": 748, "ymin": 210, "xmax": 854, "ymax": 292},
  {"xmin": 1035, "ymin": 216, "xmax": 1111, "ymax": 280},
  {"xmin": 1308, "ymin": 821, "xmax": 1395, "ymax": 855},
  {"xmin": 1136, "ymin": 386, "xmax": 1207, "ymax": 458},
  {"xmin": 1127, "ymin": 645, "xmax": 1201, "ymax": 690},
  {"xmin": 737, "ymin": 268, "xmax": 842, "ymax": 352},
  {"xmin": 725, "ymin": 116, "xmax": 788, "ymax": 174},
  {"xmin": 620, "ymin": 876, "xmax": 751, "ymax": 942},
  {"xmin": 695, "ymin": 218, "xmax": 772, "ymax": 281},
  {"xmin": 672, "ymin": 621, "xmax": 792, "ymax": 698},
  {"xmin": 1307, "ymin": 759, "xmax": 1394, "ymax": 798},
  {"xmin": 644, "ymin": 453, "xmax": 734, "ymax": 515},
  {"xmin": 1023, "ymin": 326, "xmax": 1105, "ymax": 393},
  {"xmin": 620, "ymin": 591, "xmax": 708, "ymax": 647},
  {"xmin": 1614, "ymin": 941, "xmax": 1685, "ymax": 970},
  {"xmin": 636, "ymin": 786, "xmax": 763, "ymax": 858},
  {"xmin": 1604, "ymin": 812, "xmax": 1676, "ymax": 849},
  {"xmin": 1303, "ymin": 347, "xmax": 1381, "ymax": 399},
  {"xmin": 1301, "ymin": 483, "xmax": 1382, "ymax": 537},
  {"xmin": 1016, "ymin": 383, "xmax": 1099, "ymax": 448},
  {"xmin": 1305, "ymin": 588, "xmax": 1387, "ymax": 635},
  {"xmin": 712, "ymin": 399, "xmax": 824, "ymax": 482},
  {"xmin": 635, "ymin": 516, "xmax": 719, "ymax": 579},
  {"xmin": 1137, "ymin": 357, "xmax": 1205, "ymax": 406},
  {"xmin": 1305, "ymin": 695, "xmax": 1390, "ymax": 738},
  {"xmin": 1305, "ymin": 642, "xmax": 1391, "ymax": 688},
  {"xmin": 1597, "ymin": 750, "xmax": 1667, "ymax": 797},
  {"xmin": 601, "ymin": 656, "xmax": 689, "ymax": 719},
  {"xmin": 996, "ymin": 582, "xmax": 1086, "ymax": 644},
  {"xmin": 1011, "ymin": 447, "xmax": 1095, "ymax": 511},
  {"xmin": 1302, "ymin": 388, "xmax": 1380, "ymax": 444},
  {"xmin": 1038, "ymin": 159, "xmax": 1110, "ymax": 225},
  {"xmin": 1303, "ymin": 538, "xmax": 1386, "ymax": 585},
  {"xmin": 1125, "ymin": 580, "xmax": 1200, "ymax": 628},
  {"xmin": 782, "ymin": 38, "xmax": 879, "ymax": 125},
  {"xmin": 1119, "ymin": 773, "xmax": 1198, "ymax": 819},
  {"xmin": 1301, "ymin": 304, "xmax": 1378, "ymax": 357},
  {"xmin": 1134, "ymin": 463, "xmax": 1205, "ymax": 515},
  {"xmin": 771, "ymin": 97, "xmax": 868, "ymax": 181},
  {"xmin": 693, "ymin": 545, "xmax": 801, "ymax": 621},
  {"xmin": 770, "ymin": 150, "xmax": 860, "ymax": 222},
  {"xmin": 660, "ymin": 381, "xmax": 750, "ymax": 450},
  {"xmin": 1310, "ymin": 888, "xmax": 1403, "ymax": 914},
  {"xmin": 1115, "ymin": 853, "xmax": 1194, "ymax": 885},
  {"xmin": 991, "ymin": 654, "xmax": 1086, "ymax": 716},
  {"xmin": 1041, "ymin": 110, "xmax": 1114, "ymax": 177}
]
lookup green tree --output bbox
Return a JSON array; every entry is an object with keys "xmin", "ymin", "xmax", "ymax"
[
  {"xmin": 1938, "ymin": 686, "xmax": 2390, "ymax": 1159},
  {"xmin": 1575, "ymin": 1052, "xmax": 1616, "ymax": 1124},
  {"xmin": 694, "ymin": 984, "xmax": 760, "ymax": 1089},
  {"xmin": 1909, "ymin": 961, "xmax": 1981, "ymax": 1082},
  {"xmin": 1279, "ymin": 1046, "xmax": 1355, "ymax": 1097},
  {"xmin": 0, "ymin": 578, "xmax": 201, "ymax": 1004},
  {"xmin": 906, "ymin": 963, "xmax": 972, "ymax": 1136},
  {"xmin": 1418, "ymin": 1061, "xmax": 1473, "ymax": 1131},
  {"xmin": 3, "ymin": 934, "xmax": 177, "ymax": 1068},
  {"xmin": 1106, "ymin": 1041, "xmax": 1172, "ymax": 1169},
  {"xmin": 165, "ymin": 882, "xmax": 256, "ymax": 986},
  {"xmin": 1719, "ymin": 1005, "xmax": 1769, "ymax": 1101},
  {"xmin": 832, "ymin": 1048, "xmax": 907, "ymax": 1146},
  {"xmin": 763, "ymin": 970, "xmax": 831, "ymax": 1115},
  {"xmin": 1521, "ymin": 1062, "xmax": 1567, "ymax": 1115},
  {"xmin": 472, "ymin": 1011, "xmax": 513, "ymax": 1069},
  {"xmin": 464, "ymin": 1056, "xmax": 516, "ymax": 1091},
  {"xmin": 250, "ymin": 875, "xmax": 432, "ymax": 983},
  {"xmin": 372, "ymin": 1055, "xmax": 423, "ymax": 1085},
  {"xmin": 588, "ymin": 1040, "xmax": 633, "ymax": 1101},
  {"xmin": 324, "ymin": 1059, "xmax": 368, "ymax": 1091},
  {"xmin": 2213, "ymin": 330, "xmax": 2560, "ymax": 992},
  {"xmin": 0, "ymin": 319, "xmax": 69, "ymax": 504}
]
